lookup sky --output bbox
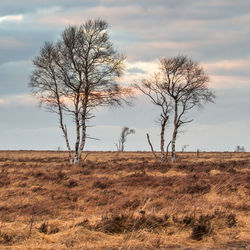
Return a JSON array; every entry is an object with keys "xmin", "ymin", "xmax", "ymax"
[{"xmin": 0, "ymin": 0, "xmax": 249, "ymax": 152}]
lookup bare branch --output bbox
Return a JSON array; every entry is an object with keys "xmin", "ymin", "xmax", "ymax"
[{"xmin": 146, "ymin": 133, "xmax": 158, "ymax": 160}]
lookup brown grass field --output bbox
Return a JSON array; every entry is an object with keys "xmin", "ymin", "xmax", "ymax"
[{"xmin": 0, "ymin": 150, "xmax": 249, "ymax": 249}]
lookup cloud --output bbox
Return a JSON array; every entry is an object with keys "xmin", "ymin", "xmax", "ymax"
[
  {"xmin": 0, "ymin": 94, "xmax": 37, "ymax": 106},
  {"xmin": 201, "ymin": 58, "xmax": 250, "ymax": 88},
  {"xmin": 0, "ymin": 37, "xmax": 26, "ymax": 49},
  {"xmin": 35, "ymin": 5, "xmax": 144, "ymax": 27},
  {"xmin": 204, "ymin": 58, "xmax": 250, "ymax": 72},
  {"xmin": 120, "ymin": 60, "xmax": 159, "ymax": 85},
  {"xmin": 210, "ymin": 75, "xmax": 250, "ymax": 89},
  {"xmin": 122, "ymin": 58, "xmax": 250, "ymax": 90},
  {"xmin": 126, "ymin": 61, "xmax": 158, "ymax": 74},
  {"xmin": 1, "ymin": 1, "xmax": 249, "ymax": 62},
  {"xmin": 0, "ymin": 14, "xmax": 23, "ymax": 23}
]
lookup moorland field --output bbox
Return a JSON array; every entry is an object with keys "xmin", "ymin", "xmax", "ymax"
[{"xmin": 0, "ymin": 151, "xmax": 249, "ymax": 249}]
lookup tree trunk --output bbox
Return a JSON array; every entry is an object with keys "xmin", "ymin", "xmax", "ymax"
[
  {"xmin": 55, "ymin": 88, "xmax": 73, "ymax": 164},
  {"xmin": 74, "ymin": 97, "xmax": 81, "ymax": 164},
  {"xmin": 78, "ymin": 123, "xmax": 86, "ymax": 163},
  {"xmin": 74, "ymin": 127, "xmax": 80, "ymax": 164},
  {"xmin": 62, "ymin": 124, "xmax": 73, "ymax": 164},
  {"xmin": 121, "ymin": 142, "xmax": 124, "ymax": 152},
  {"xmin": 160, "ymin": 117, "xmax": 167, "ymax": 161},
  {"xmin": 171, "ymin": 101, "xmax": 178, "ymax": 163},
  {"xmin": 166, "ymin": 140, "xmax": 171, "ymax": 160},
  {"xmin": 78, "ymin": 101, "xmax": 88, "ymax": 165},
  {"xmin": 120, "ymin": 133, "xmax": 125, "ymax": 152},
  {"xmin": 171, "ymin": 128, "xmax": 177, "ymax": 162}
]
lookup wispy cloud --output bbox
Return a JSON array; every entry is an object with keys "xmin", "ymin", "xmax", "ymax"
[
  {"xmin": 123, "ymin": 58, "xmax": 250, "ymax": 90},
  {"xmin": 210, "ymin": 75, "xmax": 250, "ymax": 89},
  {"xmin": 0, "ymin": 37, "xmax": 27, "ymax": 49},
  {"xmin": 204, "ymin": 58, "xmax": 250, "ymax": 72},
  {"xmin": 203, "ymin": 58, "xmax": 250, "ymax": 88},
  {"xmin": 0, "ymin": 94, "xmax": 37, "ymax": 106},
  {"xmin": 119, "ymin": 60, "xmax": 159, "ymax": 85},
  {"xmin": 0, "ymin": 14, "xmax": 23, "ymax": 23}
]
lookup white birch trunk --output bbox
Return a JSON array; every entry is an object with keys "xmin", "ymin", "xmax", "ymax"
[
  {"xmin": 160, "ymin": 118, "xmax": 167, "ymax": 161},
  {"xmin": 74, "ymin": 97, "xmax": 81, "ymax": 164},
  {"xmin": 171, "ymin": 101, "xmax": 178, "ymax": 163}
]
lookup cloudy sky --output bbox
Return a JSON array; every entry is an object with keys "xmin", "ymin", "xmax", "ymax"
[{"xmin": 0, "ymin": 0, "xmax": 249, "ymax": 151}]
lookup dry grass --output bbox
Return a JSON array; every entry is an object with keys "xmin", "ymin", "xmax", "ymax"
[{"xmin": 0, "ymin": 150, "xmax": 249, "ymax": 249}]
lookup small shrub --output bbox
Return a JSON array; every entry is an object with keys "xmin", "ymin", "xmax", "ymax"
[
  {"xmin": 172, "ymin": 214, "xmax": 195, "ymax": 226},
  {"xmin": 93, "ymin": 213, "xmax": 169, "ymax": 234},
  {"xmin": 66, "ymin": 179, "xmax": 78, "ymax": 188},
  {"xmin": 92, "ymin": 179, "xmax": 112, "ymax": 189},
  {"xmin": 192, "ymin": 222, "xmax": 211, "ymax": 241},
  {"xmin": 185, "ymin": 183, "xmax": 211, "ymax": 194},
  {"xmin": 95, "ymin": 214, "xmax": 127, "ymax": 234},
  {"xmin": 57, "ymin": 171, "xmax": 67, "ymax": 180},
  {"xmin": 191, "ymin": 215, "xmax": 213, "ymax": 241},
  {"xmin": 32, "ymin": 186, "xmax": 42, "ymax": 192},
  {"xmin": 0, "ymin": 231, "xmax": 13, "ymax": 244},
  {"xmin": 38, "ymin": 222, "xmax": 59, "ymax": 234},
  {"xmin": 183, "ymin": 215, "xmax": 195, "ymax": 226},
  {"xmin": 32, "ymin": 171, "xmax": 44, "ymax": 178},
  {"xmin": 226, "ymin": 213, "xmax": 237, "ymax": 228},
  {"xmin": 38, "ymin": 222, "xmax": 48, "ymax": 234},
  {"xmin": 0, "ymin": 174, "xmax": 10, "ymax": 187}
]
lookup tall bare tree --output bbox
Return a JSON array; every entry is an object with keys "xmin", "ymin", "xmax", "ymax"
[
  {"xmin": 116, "ymin": 127, "xmax": 135, "ymax": 152},
  {"xmin": 134, "ymin": 73, "xmax": 172, "ymax": 161},
  {"xmin": 160, "ymin": 56, "xmax": 215, "ymax": 162},
  {"xmin": 30, "ymin": 19, "xmax": 132, "ymax": 164},
  {"xmin": 135, "ymin": 56, "xmax": 215, "ymax": 162}
]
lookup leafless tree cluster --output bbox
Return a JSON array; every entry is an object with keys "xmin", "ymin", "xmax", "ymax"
[
  {"xmin": 30, "ymin": 19, "xmax": 132, "ymax": 164},
  {"xmin": 134, "ymin": 56, "xmax": 215, "ymax": 162},
  {"xmin": 30, "ymin": 19, "xmax": 215, "ymax": 164}
]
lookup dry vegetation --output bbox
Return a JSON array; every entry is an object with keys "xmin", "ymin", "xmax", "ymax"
[{"xmin": 0, "ymin": 151, "xmax": 249, "ymax": 249}]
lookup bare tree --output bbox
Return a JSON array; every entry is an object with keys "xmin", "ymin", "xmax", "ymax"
[
  {"xmin": 160, "ymin": 56, "xmax": 215, "ymax": 162},
  {"xmin": 30, "ymin": 19, "xmax": 132, "ymax": 164},
  {"xmin": 134, "ymin": 73, "xmax": 172, "ymax": 161},
  {"xmin": 235, "ymin": 145, "xmax": 245, "ymax": 152},
  {"xmin": 182, "ymin": 144, "xmax": 189, "ymax": 152},
  {"xmin": 116, "ymin": 127, "xmax": 135, "ymax": 152},
  {"xmin": 135, "ymin": 56, "xmax": 215, "ymax": 162}
]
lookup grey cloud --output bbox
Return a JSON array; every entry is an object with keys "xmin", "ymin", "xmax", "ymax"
[
  {"xmin": 0, "ymin": 27, "xmax": 60, "ymax": 65},
  {"xmin": 0, "ymin": 0, "xmax": 95, "ymax": 16},
  {"xmin": 1, "ymin": 0, "xmax": 249, "ymax": 63}
]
